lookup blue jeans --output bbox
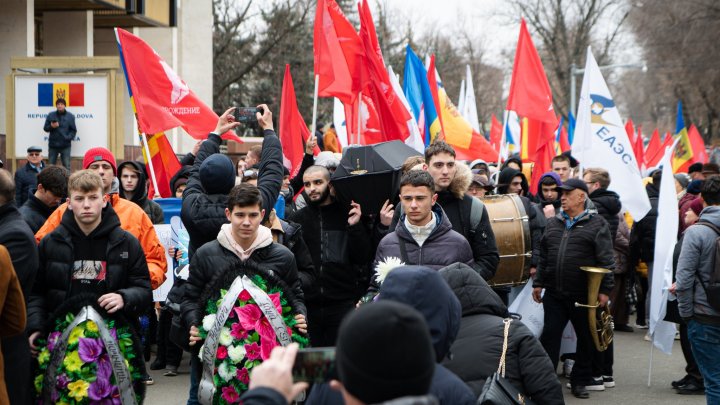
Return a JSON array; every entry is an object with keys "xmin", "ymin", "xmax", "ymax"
[
  {"xmin": 48, "ymin": 146, "xmax": 71, "ymax": 168},
  {"xmin": 687, "ymin": 319, "xmax": 720, "ymax": 404},
  {"xmin": 187, "ymin": 355, "xmax": 200, "ymax": 405}
]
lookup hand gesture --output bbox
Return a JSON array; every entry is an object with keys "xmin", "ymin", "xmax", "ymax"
[
  {"xmin": 294, "ymin": 314, "xmax": 308, "ymax": 334},
  {"xmin": 98, "ymin": 293, "xmax": 125, "ymax": 314},
  {"xmin": 532, "ymin": 287, "xmax": 543, "ymax": 304},
  {"xmin": 213, "ymin": 107, "xmax": 241, "ymax": 136},
  {"xmin": 305, "ymin": 135, "xmax": 317, "ymax": 155},
  {"xmin": 249, "ymin": 343, "xmax": 308, "ymax": 403},
  {"xmin": 379, "ymin": 200, "xmax": 394, "ymax": 227},
  {"xmin": 256, "ymin": 104, "xmax": 274, "ymax": 131},
  {"xmin": 348, "ymin": 201, "xmax": 362, "ymax": 226}
]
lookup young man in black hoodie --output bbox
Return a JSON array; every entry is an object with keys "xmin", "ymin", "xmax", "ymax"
[
  {"xmin": 19, "ymin": 165, "xmax": 69, "ymax": 233},
  {"xmin": 118, "ymin": 161, "xmax": 164, "ymax": 224},
  {"xmin": 27, "ymin": 170, "xmax": 152, "ymax": 356}
]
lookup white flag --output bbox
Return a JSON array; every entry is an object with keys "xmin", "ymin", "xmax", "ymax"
[
  {"xmin": 333, "ymin": 98, "xmax": 348, "ymax": 148},
  {"xmin": 387, "ymin": 65, "xmax": 424, "ymax": 153},
  {"xmin": 572, "ymin": 47, "xmax": 651, "ymax": 221},
  {"xmin": 649, "ymin": 142, "xmax": 680, "ymax": 355},
  {"xmin": 461, "ymin": 65, "xmax": 481, "ymax": 133},
  {"xmin": 457, "ymin": 79, "xmax": 466, "ymax": 116}
]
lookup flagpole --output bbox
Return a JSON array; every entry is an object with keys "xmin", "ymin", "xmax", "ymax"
[
  {"xmin": 310, "ymin": 74, "xmax": 319, "ymax": 144},
  {"xmin": 141, "ymin": 133, "xmax": 161, "ymax": 199},
  {"xmin": 356, "ymin": 91, "xmax": 363, "ymax": 145},
  {"xmin": 647, "ymin": 335, "xmax": 654, "ymax": 387}
]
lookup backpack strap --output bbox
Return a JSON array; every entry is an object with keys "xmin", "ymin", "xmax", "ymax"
[
  {"xmin": 469, "ymin": 197, "xmax": 485, "ymax": 234},
  {"xmin": 693, "ymin": 221, "xmax": 720, "ymax": 286},
  {"xmin": 697, "ymin": 220, "xmax": 720, "ymax": 235}
]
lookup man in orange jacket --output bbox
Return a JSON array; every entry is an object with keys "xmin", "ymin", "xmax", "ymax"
[{"xmin": 35, "ymin": 147, "xmax": 167, "ymax": 289}]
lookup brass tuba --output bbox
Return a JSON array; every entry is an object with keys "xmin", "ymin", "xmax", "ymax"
[{"xmin": 575, "ymin": 267, "xmax": 614, "ymax": 351}]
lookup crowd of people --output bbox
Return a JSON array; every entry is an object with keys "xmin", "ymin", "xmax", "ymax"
[{"xmin": 0, "ymin": 105, "xmax": 718, "ymax": 405}]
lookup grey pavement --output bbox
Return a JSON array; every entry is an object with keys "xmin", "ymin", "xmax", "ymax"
[{"xmin": 143, "ymin": 321, "xmax": 708, "ymax": 404}]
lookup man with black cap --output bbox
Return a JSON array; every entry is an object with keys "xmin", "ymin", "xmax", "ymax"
[
  {"xmin": 532, "ymin": 178, "xmax": 615, "ymax": 399},
  {"xmin": 43, "ymin": 98, "xmax": 76, "ymax": 168},
  {"xmin": 14, "ymin": 145, "xmax": 46, "ymax": 207},
  {"xmin": 688, "ymin": 162, "xmax": 704, "ymax": 181}
]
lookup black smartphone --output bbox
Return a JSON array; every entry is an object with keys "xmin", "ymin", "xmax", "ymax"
[
  {"xmin": 291, "ymin": 347, "xmax": 336, "ymax": 383},
  {"xmin": 234, "ymin": 107, "xmax": 264, "ymax": 124}
]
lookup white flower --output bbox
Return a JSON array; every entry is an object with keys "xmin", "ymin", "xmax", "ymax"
[
  {"xmin": 227, "ymin": 345, "xmax": 247, "ymax": 363},
  {"xmin": 375, "ymin": 257, "xmax": 405, "ymax": 284},
  {"xmin": 218, "ymin": 361, "xmax": 237, "ymax": 383},
  {"xmin": 218, "ymin": 327, "xmax": 233, "ymax": 346},
  {"xmin": 202, "ymin": 314, "xmax": 216, "ymax": 332},
  {"xmin": 197, "ymin": 343, "xmax": 205, "ymax": 360}
]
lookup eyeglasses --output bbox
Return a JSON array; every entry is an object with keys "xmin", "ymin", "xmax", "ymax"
[{"xmin": 28, "ymin": 153, "xmax": 40, "ymax": 157}]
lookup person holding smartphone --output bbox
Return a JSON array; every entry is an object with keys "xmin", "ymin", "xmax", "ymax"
[{"xmin": 43, "ymin": 98, "xmax": 77, "ymax": 169}]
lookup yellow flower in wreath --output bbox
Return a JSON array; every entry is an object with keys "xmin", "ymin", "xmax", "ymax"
[
  {"xmin": 63, "ymin": 351, "xmax": 83, "ymax": 373},
  {"xmin": 68, "ymin": 326, "xmax": 85, "ymax": 345},
  {"xmin": 67, "ymin": 380, "xmax": 89, "ymax": 401},
  {"xmin": 85, "ymin": 320, "xmax": 99, "ymax": 333}
]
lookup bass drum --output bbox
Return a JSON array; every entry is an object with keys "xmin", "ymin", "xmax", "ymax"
[{"xmin": 481, "ymin": 194, "xmax": 531, "ymax": 286}]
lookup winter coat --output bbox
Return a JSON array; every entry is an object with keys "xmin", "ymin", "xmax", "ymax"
[
  {"xmin": 439, "ymin": 263, "xmax": 564, "ymax": 404},
  {"xmin": 378, "ymin": 266, "xmax": 476, "ymax": 405},
  {"xmin": 613, "ymin": 214, "xmax": 630, "ymax": 275},
  {"xmin": 676, "ymin": 206, "xmax": 720, "ymax": 323},
  {"xmin": 19, "ymin": 191, "xmax": 55, "ymax": 234},
  {"xmin": 118, "ymin": 161, "xmax": 165, "ymax": 224},
  {"xmin": 14, "ymin": 161, "xmax": 45, "ymax": 207},
  {"xmin": 27, "ymin": 205, "xmax": 152, "ymax": 335},
  {"xmin": 589, "ymin": 188, "xmax": 621, "ymax": 238},
  {"xmin": 182, "ymin": 131, "xmax": 282, "ymax": 256},
  {"xmin": 630, "ymin": 182, "xmax": 659, "ymax": 264},
  {"xmin": 265, "ymin": 211, "xmax": 316, "ymax": 295},
  {"xmin": 43, "ymin": 110, "xmax": 77, "ymax": 149},
  {"xmin": 533, "ymin": 204, "xmax": 615, "ymax": 299},
  {"xmin": 0, "ymin": 244, "xmax": 26, "ymax": 405},
  {"xmin": 181, "ymin": 227, "xmax": 306, "ymax": 331},
  {"xmin": 289, "ymin": 200, "xmax": 372, "ymax": 304},
  {"xmin": 36, "ymin": 193, "xmax": 168, "ymax": 290},
  {"xmin": 323, "ymin": 128, "xmax": 342, "ymax": 153}
]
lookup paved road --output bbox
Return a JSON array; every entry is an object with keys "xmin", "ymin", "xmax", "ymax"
[{"xmin": 144, "ymin": 321, "xmax": 708, "ymax": 404}]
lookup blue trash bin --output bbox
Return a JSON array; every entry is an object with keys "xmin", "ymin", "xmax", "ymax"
[{"xmin": 154, "ymin": 198, "xmax": 182, "ymax": 224}]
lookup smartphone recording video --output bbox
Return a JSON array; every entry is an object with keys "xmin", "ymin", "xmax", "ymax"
[
  {"xmin": 234, "ymin": 107, "xmax": 263, "ymax": 125},
  {"xmin": 292, "ymin": 347, "xmax": 336, "ymax": 383}
]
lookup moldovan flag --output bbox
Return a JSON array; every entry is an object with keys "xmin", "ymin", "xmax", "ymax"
[
  {"xmin": 115, "ymin": 28, "xmax": 241, "ymax": 142},
  {"xmin": 572, "ymin": 47, "xmax": 651, "ymax": 221},
  {"xmin": 430, "ymin": 65, "xmax": 498, "ymax": 161},
  {"xmin": 506, "ymin": 19, "xmax": 558, "ymax": 189},
  {"xmin": 142, "ymin": 133, "xmax": 181, "ymax": 198},
  {"xmin": 279, "ymin": 65, "xmax": 312, "ymax": 177},
  {"xmin": 672, "ymin": 101, "xmax": 693, "ymax": 172},
  {"xmin": 38, "ymin": 83, "xmax": 84, "ymax": 106}
]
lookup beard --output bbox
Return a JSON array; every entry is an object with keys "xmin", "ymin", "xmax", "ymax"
[{"xmin": 307, "ymin": 186, "xmax": 331, "ymax": 206}]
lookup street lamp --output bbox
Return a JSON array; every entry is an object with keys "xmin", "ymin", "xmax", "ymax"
[{"xmin": 569, "ymin": 62, "xmax": 647, "ymax": 116}]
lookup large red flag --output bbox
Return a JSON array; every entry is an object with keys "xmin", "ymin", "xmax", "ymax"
[
  {"xmin": 115, "ymin": 28, "xmax": 241, "ymax": 143},
  {"xmin": 646, "ymin": 132, "xmax": 673, "ymax": 168},
  {"xmin": 688, "ymin": 124, "xmax": 708, "ymax": 164},
  {"xmin": 625, "ymin": 119, "xmax": 636, "ymax": 143},
  {"xmin": 644, "ymin": 129, "xmax": 661, "ymax": 166},
  {"xmin": 279, "ymin": 65, "xmax": 311, "ymax": 177},
  {"xmin": 357, "ymin": 0, "xmax": 412, "ymax": 143},
  {"xmin": 559, "ymin": 125, "xmax": 571, "ymax": 152},
  {"xmin": 313, "ymin": 0, "xmax": 365, "ymax": 104},
  {"xmin": 343, "ymin": 94, "xmax": 383, "ymax": 145},
  {"xmin": 490, "ymin": 114, "xmax": 502, "ymax": 151},
  {"xmin": 633, "ymin": 126, "xmax": 645, "ymax": 170},
  {"xmin": 505, "ymin": 19, "xmax": 558, "ymax": 189}
]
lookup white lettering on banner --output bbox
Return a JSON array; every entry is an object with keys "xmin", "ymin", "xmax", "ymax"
[{"xmin": 162, "ymin": 106, "xmax": 201, "ymax": 115}]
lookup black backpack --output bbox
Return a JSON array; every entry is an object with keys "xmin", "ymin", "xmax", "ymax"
[{"xmin": 694, "ymin": 221, "xmax": 720, "ymax": 311}]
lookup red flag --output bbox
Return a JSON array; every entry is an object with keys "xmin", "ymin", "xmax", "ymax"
[
  {"xmin": 688, "ymin": 124, "xmax": 708, "ymax": 164},
  {"xmin": 426, "ymin": 55, "xmax": 445, "ymax": 141},
  {"xmin": 143, "ymin": 133, "xmax": 182, "ymax": 198},
  {"xmin": 279, "ymin": 65, "xmax": 312, "ymax": 177},
  {"xmin": 559, "ymin": 125, "xmax": 571, "ymax": 152},
  {"xmin": 357, "ymin": 0, "xmax": 412, "ymax": 143},
  {"xmin": 505, "ymin": 19, "xmax": 558, "ymax": 190},
  {"xmin": 115, "ymin": 28, "xmax": 241, "ymax": 143},
  {"xmin": 633, "ymin": 126, "xmax": 645, "ymax": 170},
  {"xmin": 343, "ymin": 94, "xmax": 383, "ymax": 145},
  {"xmin": 490, "ymin": 114, "xmax": 502, "ymax": 150},
  {"xmin": 313, "ymin": 0, "xmax": 365, "ymax": 104},
  {"xmin": 644, "ymin": 129, "xmax": 661, "ymax": 167},
  {"xmin": 646, "ymin": 131, "xmax": 673, "ymax": 168},
  {"xmin": 625, "ymin": 119, "xmax": 635, "ymax": 143}
]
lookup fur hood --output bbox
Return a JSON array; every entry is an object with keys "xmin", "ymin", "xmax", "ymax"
[{"xmin": 448, "ymin": 161, "xmax": 472, "ymax": 199}]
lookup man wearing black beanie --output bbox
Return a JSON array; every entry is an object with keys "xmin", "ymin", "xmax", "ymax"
[{"xmin": 331, "ymin": 300, "xmax": 437, "ymax": 404}]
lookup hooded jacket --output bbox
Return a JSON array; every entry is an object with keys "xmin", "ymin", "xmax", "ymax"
[
  {"xmin": 497, "ymin": 167, "xmax": 529, "ymax": 197},
  {"xmin": 182, "ymin": 131, "xmax": 283, "ymax": 257},
  {"xmin": 378, "ymin": 266, "xmax": 476, "ymax": 405},
  {"xmin": 630, "ymin": 182, "xmax": 660, "ymax": 264},
  {"xmin": 117, "ymin": 161, "xmax": 164, "ymax": 225},
  {"xmin": 676, "ymin": 206, "xmax": 720, "ymax": 324},
  {"xmin": 169, "ymin": 165, "xmax": 191, "ymax": 196},
  {"xmin": 27, "ymin": 204, "xmax": 152, "ymax": 335},
  {"xmin": 536, "ymin": 172, "xmax": 562, "ymax": 209},
  {"xmin": 439, "ymin": 263, "xmax": 564, "ymax": 403},
  {"xmin": 533, "ymin": 202, "xmax": 615, "ymax": 298},
  {"xmin": 35, "ymin": 192, "xmax": 167, "ymax": 290},
  {"xmin": 589, "ymin": 187, "xmax": 621, "ymax": 238},
  {"xmin": 181, "ymin": 225, "xmax": 306, "ymax": 331}
]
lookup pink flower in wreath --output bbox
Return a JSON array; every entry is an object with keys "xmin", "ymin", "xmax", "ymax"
[
  {"xmin": 237, "ymin": 367, "xmax": 250, "ymax": 385},
  {"xmin": 239, "ymin": 290, "xmax": 252, "ymax": 302},
  {"xmin": 234, "ymin": 293, "xmax": 283, "ymax": 360},
  {"xmin": 221, "ymin": 386, "xmax": 240, "ymax": 403},
  {"xmin": 245, "ymin": 342, "xmax": 261, "ymax": 360},
  {"xmin": 216, "ymin": 345, "xmax": 228, "ymax": 360},
  {"xmin": 231, "ymin": 323, "xmax": 247, "ymax": 340}
]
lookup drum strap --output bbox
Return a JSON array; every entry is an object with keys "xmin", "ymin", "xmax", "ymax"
[{"xmin": 468, "ymin": 198, "xmax": 485, "ymax": 235}]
